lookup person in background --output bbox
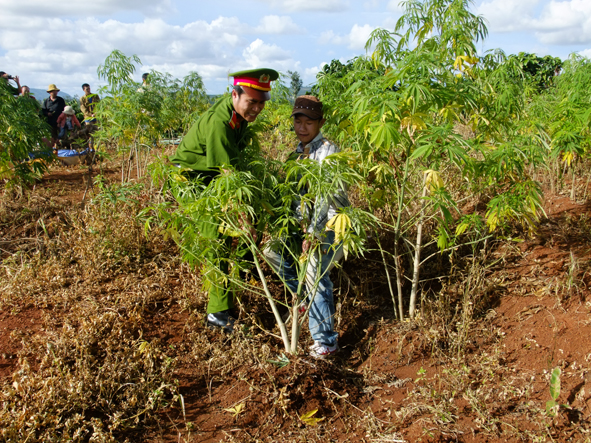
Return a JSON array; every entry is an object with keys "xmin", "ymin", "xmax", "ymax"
[
  {"xmin": 19, "ymin": 85, "xmax": 41, "ymax": 110},
  {"xmin": 170, "ymin": 68, "xmax": 279, "ymax": 333},
  {"xmin": 80, "ymin": 83, "xmax": 100, "ymax": 125},
  {"xmin": 57, "ymin": 105, "xmax": 81, "ymax": 140},
  {"xmin": 20, "ymin": 85, "xmax": 32, "ymax": 97},
  {"xmin": 0, "ymin": 71, "xmax": 21, "ymax": 96},
  {"xmin": 264, "ymin": 95, "xmax": 349, "ymax": 359},
  {"xmin": 41, "ymin": 84, "xmax": 66, "ymax": 147},
  {"xmin": 138, "ymin": 72, "xmax": 149, "ymax": 92},
  {"xmin": 20, "ymin": 85, "xmax": 38, "ymax": 101}
]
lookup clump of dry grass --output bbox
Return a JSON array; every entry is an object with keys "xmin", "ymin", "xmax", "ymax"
[
  {"xmin": 0, "ymin": 178, "xmax": 180, "ymax": 311},
  {"xmin": 0, "ymin": 306, "xmax": 177, "ymax": 442},
  {"xmin": 0, "ymin": 177, "xmax": 185, "ymax": 441}
]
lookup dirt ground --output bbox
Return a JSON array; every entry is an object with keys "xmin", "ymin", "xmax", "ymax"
[{"xmin": 1, "ymin": 162, "xmax": 590, "ymax": 442}]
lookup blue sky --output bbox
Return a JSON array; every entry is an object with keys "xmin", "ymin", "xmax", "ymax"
[{"xmin": 1, "ymin": 0, "xmax": 590, "ymax": 96}]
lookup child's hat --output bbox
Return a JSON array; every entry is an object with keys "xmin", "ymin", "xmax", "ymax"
[
  {"xmin": 291, "ymin": 95, "xmax": 323, "ymax": 120},
  {"xmin": 64, "ymin": 106, "xmax": 75, "ymax": 115}
]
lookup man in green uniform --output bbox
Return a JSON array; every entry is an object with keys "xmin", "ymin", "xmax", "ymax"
[{"xmin": 170, "ymin": 68, "xmax": 279, "ymax": 332}]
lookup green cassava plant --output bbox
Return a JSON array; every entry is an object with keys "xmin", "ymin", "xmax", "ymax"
[
  {"xmin": 537, "ymin": 54, "xmax": 591, "ymax": 199},
  {"xmin": 0, "ymin": 82, "xmax": 52, "ymax": 187},
  {"xmin": 95, "ymin": 50, "xmax": 209, "ymax": 182},
  {"xmin": 545, "ymin": 367, "xmax": 568, "ymax": 417},
  {"xmin": 147, "ymin": 148, "xmax": 375, "ymax": 354},
  {"xmin": 315, "ymin": 0, "xmax": 545, "ymax": 320}
]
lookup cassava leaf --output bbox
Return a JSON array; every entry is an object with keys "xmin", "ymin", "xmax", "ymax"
[
  {"xmin": 549, "ymin": 367, "xmax": 561, "ymax": 401},
  {"xmin": 299, "ymin": 408, "xmax": 325, "ymax": 426}
]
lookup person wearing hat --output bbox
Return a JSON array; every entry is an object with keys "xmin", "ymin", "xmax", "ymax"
[
  {"xmin": 264, "ymin": 95, "xmax": 350, "ymax": 358},
  {"xmin": 57, "ymin": 105, "xmax": 81, "ymax": 140},
  {"xmin": 170, "ymin": 68, "xmax": 279, "ymax": 332},
  {"xmin": 41, "ymin": 84, "xmax": 66, "ymax": 146}
]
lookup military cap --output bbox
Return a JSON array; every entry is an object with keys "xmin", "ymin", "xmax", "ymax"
[
  {"xmin": 291, "ymin": 95, "xmax": 324, "ymax": 120},
  {"xmin": 230, "ymin": 68, "xmax": 279, "ymax": 101}
]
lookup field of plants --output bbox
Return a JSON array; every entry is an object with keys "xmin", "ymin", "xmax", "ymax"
[{"xmin": 2, "ymin": 0, "xmax": 591, "ymax": 441}]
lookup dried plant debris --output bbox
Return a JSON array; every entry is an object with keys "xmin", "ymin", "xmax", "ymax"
[
  {"xmin": 1, "ymin": 157, "xmax": 591, "ymax": 442},
  {"xmin": 1, "ymin": 308, "xmax": 178, "ymax": 442}
]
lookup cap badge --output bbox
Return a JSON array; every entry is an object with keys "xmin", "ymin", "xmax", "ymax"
[{"xmin": 259, "ymin": 74, "xmax": 270, "ymax": 83}]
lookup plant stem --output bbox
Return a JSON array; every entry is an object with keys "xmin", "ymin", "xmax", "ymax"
[
  {"xmin": 571, "ymin": 165, "xmax": 575, "ymax": 201},
  {"xmin": 393, "ymin": 143, "xmax": 412, "ymax": 320},
  {"xmin": 376, "ymin": 230, "xmax": 398, "ymax": 320},
  {"xmin": 252, "ymin": 253, "xmax": 291, "ymax": 352},
  {"xmin": 394, "ymin": 241, "xmax": 405, "ymax": 321},
  {"xmin": 409, "ymin": 179, "xmax": 428, "ymax": 319},
  {"xmin": 290, "ymin": 292, "xmax": 302, "ymax": 354}
]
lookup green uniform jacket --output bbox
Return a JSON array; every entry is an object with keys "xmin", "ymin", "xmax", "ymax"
[
  {"xmin": 169, "ymin": 94, "xmax": 252, "ymax": 314},
  {"xmin": 169, "ymin": 94, "xmax": 250, "ymax": 173}
]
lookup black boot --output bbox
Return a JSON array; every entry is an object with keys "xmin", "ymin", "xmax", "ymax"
[{"xmin": 206, "ymin": 310, "xmax": 236, "ymax": 333}]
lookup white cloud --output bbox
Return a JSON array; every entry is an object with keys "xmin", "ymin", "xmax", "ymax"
[
  {"xmin": 475, "ymin": 0, "xmax": 540, "ymax": 32},
  {"xmin": 242, "ymin": 39, "xmax": 295, "ymax": 72},
  {"xmin": 387, "ymin": 0, "xmax": 404, "ymax": 13},
  {"xmin": 579, "ymin": 48, "xmax": 591, "ymax": 58},
  {"xmin": 253, "ymin": 0, "xmax": 349, "ymax": 13},
  {"xmin": 302, "ymin": 62, "xmax": 326, "ymax": 84},
  {"xmin": 255, "ymin": 16, "xmax": 304, "ymax": 34},
  {"xmin": 533, "ymin": 0, "xmax": 591, "ymax": 44},
  {"xmin": 0, "ymin": 0, "xmax": 173, "ymax": 18},
  {"xmin": 320, "ymin": 24, "xmax": 376, "ymax": 50},
  {"xmin": 304, "ymin": 63, "xmax": 323, "ymax": 78},
  {"xmin": 349, "ymin": 24, "xmax": 375, "ymax": 50},
  {"xmin": 0, "ymin": 13, "xmax": 302, "ymax": 93},
  {"xmin": 319, "ymin": 30, "xmax": 338, "ymax": 45},
  {"xmin": 476, "ymin": 0, "xmax": 591, "ymax": 45}
]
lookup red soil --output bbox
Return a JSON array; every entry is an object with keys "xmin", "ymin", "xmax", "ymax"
[{"xmin": 1, "ymin": 164, "xmax": 590, "ymax": 442}]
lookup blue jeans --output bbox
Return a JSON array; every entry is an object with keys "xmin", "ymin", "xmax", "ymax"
[
  {"xmin": 264, "ymin": 231, "xmax": 343, "ymax": 346},
  {"xmin": 58, "ymin": 120, "xmax": 74, "ymax": 139}
]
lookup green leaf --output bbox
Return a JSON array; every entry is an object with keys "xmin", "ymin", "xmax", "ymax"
[
  {"xmin": 456, "ymin": 221, "xmax": 469, "ymax": 237},
  {"xmin": 267, "ymin": 353, "xmax": 290, "ymax": 368},
  {"xmin": 410, "ymin": 143, "xmax": 434, "ymax": 159},
  {"xmin": 546, "ymin": 399, "xmax": 558, "ymax": 417},
  {"xmin": 369, "ymin": 120, "xmax": 399, "ymax": 148},
  {"xmin": 437, "ymin": 230, "xmax": 449, "ymax": 250},
  {"xmin": 549, "ymin": 367, "xmax": 561, "ymax": 401}
]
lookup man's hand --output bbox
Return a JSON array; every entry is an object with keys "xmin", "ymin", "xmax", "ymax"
[
  {"xmin": 239, "ymin": 213, "xmax": 257, "ymax": 242},
  {"xmin": 302, "ymin": 234, "xmax": 318, "ymax": 254},
  {"xmin": 302, "ymin": 238, "xmax": 312, "ymax": 254}
]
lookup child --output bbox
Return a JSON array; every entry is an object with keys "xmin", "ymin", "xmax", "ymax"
[
  {"xmin": 265, "ymin": 95, "xmax": 349, "ymax": 359},
  {"xmin": 57, "ymin": 106, "xmax": 81, "ymax": 139}
]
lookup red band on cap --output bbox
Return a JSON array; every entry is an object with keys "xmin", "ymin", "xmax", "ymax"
[{"xmin": 233, "ymin": 75, "xmax": 272, "ymax": 92}]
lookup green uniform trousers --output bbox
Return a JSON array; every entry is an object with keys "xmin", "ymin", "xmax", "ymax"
[{"xmin": 198, "ymin": 216, "xmax": 235, "ymax": 314}]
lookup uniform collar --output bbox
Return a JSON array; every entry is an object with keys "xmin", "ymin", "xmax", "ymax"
[{"xmin": 228, "ymin": 110, "xmax": 241, "ymax": 129}]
